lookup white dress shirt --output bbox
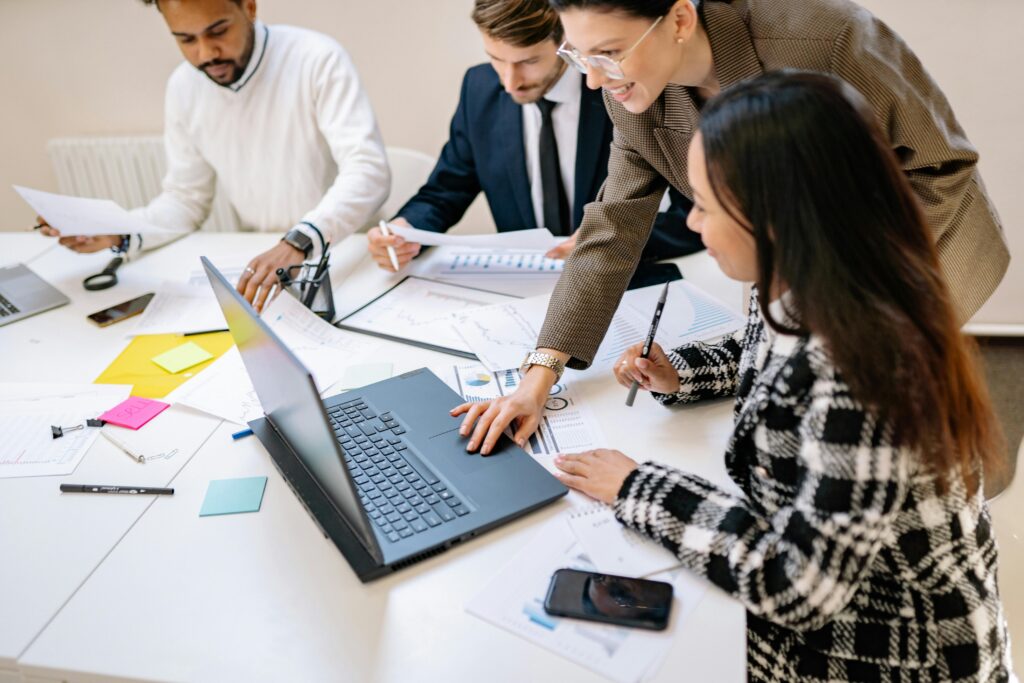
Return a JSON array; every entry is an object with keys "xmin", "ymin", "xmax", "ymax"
[
  {"xmin": 521, "ymin": 67, "xmax": 580, "ymax": 232},
  {"xmin": 129, "ymin": 21, "xmax": 390, "ymax": 259}
]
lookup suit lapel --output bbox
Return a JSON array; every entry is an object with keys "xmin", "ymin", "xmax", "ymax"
[
  {"xmin": 573, "ymin": 77, "xmax": 608, "ymax": 227},
  {"xmin": 499, "ymin": 95, "xmax": 536, "ymax": 229}
]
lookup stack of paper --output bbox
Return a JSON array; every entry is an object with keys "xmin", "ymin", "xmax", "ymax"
[
  {"xmin": 452, "ymin": 280, "xmax": 745, "ymax": 373},
  {"xmin": 168, "ymin": 292, "xmax": 379, "ymax": 424},
  {"xmin": 0, "ymin": 383, "xmax": 132, "ymax": 478},
  {"xmin": 466, "ymin": 519, "xmax": 706, "ymax": 683},
  {"xmin": 388, "ymin": 224, "xmax": 560, "ymax": 251}
]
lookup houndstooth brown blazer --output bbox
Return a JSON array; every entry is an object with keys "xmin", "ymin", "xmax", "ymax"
[{"xmin": 538, "ymin": 0, "xmax": 1010, "ymax": 369}]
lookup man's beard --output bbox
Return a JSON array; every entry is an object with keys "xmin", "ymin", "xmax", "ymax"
[
  {"xmin": 198, "ymin": 22, "xmax": 256, "ymax": 87},
  {"xmin": 507, "ymin": 61, "xmax": 568, "ymax": 105}
]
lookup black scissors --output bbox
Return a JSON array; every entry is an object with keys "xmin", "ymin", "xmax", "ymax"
[{"xmin": 83, "ymin": 256, "xmax": 123, "ymax": 291}]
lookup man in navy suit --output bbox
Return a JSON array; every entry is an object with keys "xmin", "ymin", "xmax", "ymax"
[{"xmin": 367, "ymin": 0, "xmax": 701, "ymax": 271}]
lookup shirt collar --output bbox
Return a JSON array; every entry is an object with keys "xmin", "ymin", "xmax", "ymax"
[
  {"xmin": 227, "ymin": 20, "xmax": 269, "ymax": 93},
  {"xmin": 539, "ymin": 65, "xmax": 580, "ymax": 105}
]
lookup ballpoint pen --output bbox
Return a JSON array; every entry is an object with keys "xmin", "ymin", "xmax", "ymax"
[
  {"xmin": 626, "ymin": 282, "xmax": 670, "ymax": 407},
  {"xmin": 378, "ymin": 220, "xmax": 401, "ymax": 272},
  {"xmin": 101, "ymin": 429, "xmax": 146, "ymax": 463},
  {"xmin": 60, "ymin": 484, "xmax": 173, "ymax": 495}
]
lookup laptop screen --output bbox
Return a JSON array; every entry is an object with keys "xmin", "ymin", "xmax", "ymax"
[{"xmin": 202, "ymin": 257, "xmax": 380, "ymax": 560}]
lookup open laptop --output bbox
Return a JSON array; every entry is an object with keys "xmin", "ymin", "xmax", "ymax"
[
  {"xmin": 0, "ymin": 264, "xmax": 69, "ymax": 327},
  {"xmin": 203, "ymin": 257, "xmax": 567, "ymax": 582}
]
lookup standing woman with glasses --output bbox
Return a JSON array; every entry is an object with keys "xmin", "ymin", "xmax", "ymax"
[
  {"xmin": 556, "ymin": 70, "xmax": 1014, "ymax": 683},
  {"xmin": 452, "ymin": 0, "xmax": 1011, "ymax": 459}
]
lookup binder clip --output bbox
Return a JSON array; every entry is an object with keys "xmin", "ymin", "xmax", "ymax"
[
  {"xmin": 52, "ymin": 424, "xmax": 84, "ymax": 439},
  {"xmin": 275, "ymin": 252, "xmax": 335, "ymax": 322}
]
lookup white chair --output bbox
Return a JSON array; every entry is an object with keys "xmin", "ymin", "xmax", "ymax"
[{"xmin": 377, "ymin": 146, "xmax": 436, "ymax": 223}]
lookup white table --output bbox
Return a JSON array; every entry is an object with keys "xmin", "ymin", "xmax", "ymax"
[{"xmin": 2, "ymin": 233, "xmax": 745, "ymax": 683}]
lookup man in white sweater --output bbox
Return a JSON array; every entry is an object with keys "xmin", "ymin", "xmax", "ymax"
[{"xmin": 40, "ymin": 0, "xmax": 390, "ymax": 309}]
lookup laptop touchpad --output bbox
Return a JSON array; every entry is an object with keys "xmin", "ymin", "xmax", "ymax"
[{"xmin": 428, "ymin": 427, "xmax": 508, "ymax": 475}]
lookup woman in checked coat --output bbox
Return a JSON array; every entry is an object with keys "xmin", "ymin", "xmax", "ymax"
[{"xmin": 553, "ymin": 71, "xmax": 1014, "ymax": 682}]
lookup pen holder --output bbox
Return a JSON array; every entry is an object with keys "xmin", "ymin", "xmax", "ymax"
[{"xmin": 279, "ymin": 261, "xmax": 335, "ymax": 322}]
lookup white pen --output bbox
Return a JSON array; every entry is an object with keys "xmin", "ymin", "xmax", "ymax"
[
  {"xmin": 101, "ymin": 430, "xmax": 146, "ymax": 464},
  {"xmin": 378, "ymin": 220, "xmax": 401, "ymax": 272}
]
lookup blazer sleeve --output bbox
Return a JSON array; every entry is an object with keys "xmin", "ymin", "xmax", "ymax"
[
  {"xmin": 394, "ymin": 72, "xmax": 482, "ymax": 233},
  {"xmin": 614, "ymin": 346, "xmax": 912, "ymax": 632},
  {"xmin": 537, "ymin": 115, "xmax": 669, "ymax": 369},
  {"xmin": 650, "ymin": 329, "xmax": 745, "ymax": 406},
  {"xmin": 828, "ymin": 15, "xmax": 1009, "ymax": 322}
]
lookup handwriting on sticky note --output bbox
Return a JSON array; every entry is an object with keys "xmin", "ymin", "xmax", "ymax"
[{"xmin": 99, "ymin": 397, "xmax": 170, "ymax": 430}]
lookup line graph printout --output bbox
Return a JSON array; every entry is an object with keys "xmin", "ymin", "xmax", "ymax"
[
  {"xmin": 466, "ymin": 519, "xmax": 706, "ymax": 683},
  {"xmin": 0, "ymin": 383, "xmax": 132, "ymax": 478},
  {"xmin": 426, "ymin": 249, "xmax": 564, "ymax": 276},
  {"xmin": 452, "ymin": 281, "xmax": 744, "ymax": 372},
  {"xmin": 339, "ymin": 277, "xmax": 518, "ymax": 355}
]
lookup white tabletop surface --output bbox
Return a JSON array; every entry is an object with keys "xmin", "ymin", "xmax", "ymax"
[{"xmin": 2, "ymin": 232, "xmax": 746, "ymax": 683}]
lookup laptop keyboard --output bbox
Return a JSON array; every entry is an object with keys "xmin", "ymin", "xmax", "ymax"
[
  {"xmin": 0, "ymin": 292, "xmax": 19, "ymax": 317},
  {"xmin": 328, "ymin": 397, "xmax": 470, "ymax": 544}
]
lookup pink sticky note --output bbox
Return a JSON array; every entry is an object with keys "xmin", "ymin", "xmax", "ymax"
[{"xmin": 99, "ymin": 397, "xmax": 170, "ymax": 430}]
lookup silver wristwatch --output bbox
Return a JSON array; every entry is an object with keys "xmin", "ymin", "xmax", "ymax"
[{"xmin": 519, "ymin": 351, "xmax": 565, "ymax": 382}]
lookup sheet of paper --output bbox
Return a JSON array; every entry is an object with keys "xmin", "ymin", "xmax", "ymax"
[
  {"xmin": 98, "ymin": 405, "xmax": 221, "ymax": 466},
  {"xmin": 388, "ymin": 223, "xmax": 560, "ymax": 251},
  {"xmin": 199, "ymin": 476, "xmax": 268, "ymax": 516},
  {"xmin": 435, "ymin": 364, "xmax": 606, "ymax": 460},
  {"xmin": 452, "ymin": 280, "xmax": 745, "ymax": 372},
  {"xmin": 151, "ymin": 341, "xmax": 213, "ymax": 374},
  {"xmin": 99, "ymin": 397, "xmax": 170, "ymax": 430},
  {"xmin": 340, "ymin": 277, "xmax": 518, "ymax": 355},
  {"xmin": 567, "ymin": 503, "xmax": 681, "ymax": 578},
  {"xmin": 129, "ymin": 282, "xmax": 228, "ymax": 336},
  {"xmin": 466, "ymin": 518, "xmax": 707, "ymax": 683},
  {"xmin": 0, "ymin": 383, "xmax": 132, "ymax": 478},
  {"xmin": 168, "ymin": 293, "xmax": 379, "ymax": 424},
  {"xmin": 13, "ymin": 185, "xmax": 188, "ymax": 237}
]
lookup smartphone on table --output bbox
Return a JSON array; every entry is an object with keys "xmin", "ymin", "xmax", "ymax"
[
  {"xmin": 543, "ymin": 568, "xmax": 674, "ymax": 631},
  {"xmin": 87, "ymin": 292, "xmax": 154, "ymax": 327}
]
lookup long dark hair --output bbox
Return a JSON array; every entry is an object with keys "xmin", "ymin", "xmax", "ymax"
[{"xmin": 699, "ymin": 70, "xmax": 1002, "ymax": 493}]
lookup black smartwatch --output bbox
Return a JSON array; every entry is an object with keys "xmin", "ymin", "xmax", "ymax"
[
  {"xmin": 110, "ymin": 234, "xmax": 131, "ymax": 255},
  {"xmin": 282, "ymin": 228, "xmax": 314, "ymax": 257}
]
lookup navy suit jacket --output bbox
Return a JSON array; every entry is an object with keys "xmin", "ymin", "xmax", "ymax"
[{"xmin": 396, "ymin": 65, "xmax": 702, "ymax": 261}]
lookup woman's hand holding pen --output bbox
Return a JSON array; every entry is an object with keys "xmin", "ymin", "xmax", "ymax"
[{"xmin": 613, "ymin": 342, "xmax": 680, "ymax": 395}]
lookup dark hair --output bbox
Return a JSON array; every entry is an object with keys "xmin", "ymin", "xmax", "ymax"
[
  {"xmin": 473, "ymin": 0, "xmax": 564, "ymax": 47},
  {"xmin": 548, "ymin": 0, "xmax": 703, "ymax": 20},
  {"xmin": 698, "ymin": 70, "xmax": 1002, "ymax": 493}
]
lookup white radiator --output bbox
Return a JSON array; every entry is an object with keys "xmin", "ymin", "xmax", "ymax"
[{"xmin": 47, "ymin": 135, "xmax": 239, "ymax": 232}]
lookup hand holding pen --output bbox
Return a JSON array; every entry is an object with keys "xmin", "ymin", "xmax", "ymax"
[
  {"xmin": 369, "ymin": 218, "xmax": 421, "ymax": 272},
  {"xmin": 616, "ymin": 283, "xmax": 680, "ymax": 403}
]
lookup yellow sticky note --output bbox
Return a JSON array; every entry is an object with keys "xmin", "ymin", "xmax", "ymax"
[
  {"xmin": 95, "ymin": 332, "xmax": 234, "ymax": 398},
  {"xmin": 152, "ymin": 341, "xmax": 214, "ymax": 374}
]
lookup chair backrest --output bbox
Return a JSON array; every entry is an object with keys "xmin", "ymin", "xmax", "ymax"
[{"xmin": 378, "ymin": 146, "xmax": 436, "ymax": 222}]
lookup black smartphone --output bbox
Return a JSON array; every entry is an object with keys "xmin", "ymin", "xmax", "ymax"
[
  {"xmin": 626, "ymin": 262, "xmax": 683, "ymax": 290},
  {"xmin": 87, "ymin": 292, "xmax": 155, "ymax": 327},
  {"xmin": 543, "ymin": 568, "xmax": 674, "ymax": 631}
]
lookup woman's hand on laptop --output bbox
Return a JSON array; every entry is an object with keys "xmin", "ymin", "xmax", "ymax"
[{"xmin": 450, "ymin": 367, "xmax": 555, "ymax": 455}]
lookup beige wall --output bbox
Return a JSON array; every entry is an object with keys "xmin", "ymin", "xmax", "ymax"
[{"xmin": 0, "ymin": 0, "xmax": 1020, "ymax": 323}]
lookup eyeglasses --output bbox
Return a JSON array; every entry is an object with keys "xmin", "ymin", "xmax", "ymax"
[{"xmin": 556, "ymin": 15, "xmax": 663, "ymax": 81}]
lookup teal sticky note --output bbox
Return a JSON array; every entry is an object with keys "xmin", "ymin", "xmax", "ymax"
[{"xmin": 199, "ymin": 477, "xmax": 268, "ymax": 517}]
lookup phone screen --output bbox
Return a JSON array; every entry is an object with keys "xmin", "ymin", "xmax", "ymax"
[
  {"xmin": 543, "ymin": 568, "xmax": 673, "ymax": 630},
  {"xmin": 87, "ymin": 292, "xmax": 155, "ymax": 327}
]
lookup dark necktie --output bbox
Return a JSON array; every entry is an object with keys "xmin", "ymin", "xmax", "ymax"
[{"xmin": 537, "ymin": 98, "xmax": 570, "ymax": 236}]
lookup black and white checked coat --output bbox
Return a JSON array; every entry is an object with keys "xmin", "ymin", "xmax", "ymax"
[{"xmin": 614, "ymin": 294, "xmax": 1014, "ymax": 682}]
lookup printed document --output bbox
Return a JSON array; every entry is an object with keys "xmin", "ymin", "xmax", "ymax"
[
  {"xmin": 13, "ymin": 185, "xmax": 189, "ymax": 237},
  {"xmin": 452, "ymin": 280, "xmax": 745, "ymax": 372},
  {"xmin": 466, "ymin": 518, "xmax": 707, "ymax": 683},
  {"xmin": 0, "ymin": 383, "xmax": 132, "ymax": 478},
  {"xmin": 339, "ymin": 277, "xmax": 517, "ymax": 356},
  {"xmin": 387, "ymin": 223, "xmax": 560, "ymax": 251},
  {"xmin": 567, "ymin": 503, "xmax": 681, "ymax": 578}
]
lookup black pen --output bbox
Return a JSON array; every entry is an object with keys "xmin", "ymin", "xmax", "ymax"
[
  {"xmin": 626, "ymin": 282, "xmax": 670, "ymax": 407},
  {"xmin": 59, "ymin": 484, "xmax": 174, "ymax": 495},
  {"xmin": 303, "ymin": 243, "xmax": 331, "ymax": 307},
  {"xmin": 182, "ymin": 328, "xmax": 229, "ymax": 336}
]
